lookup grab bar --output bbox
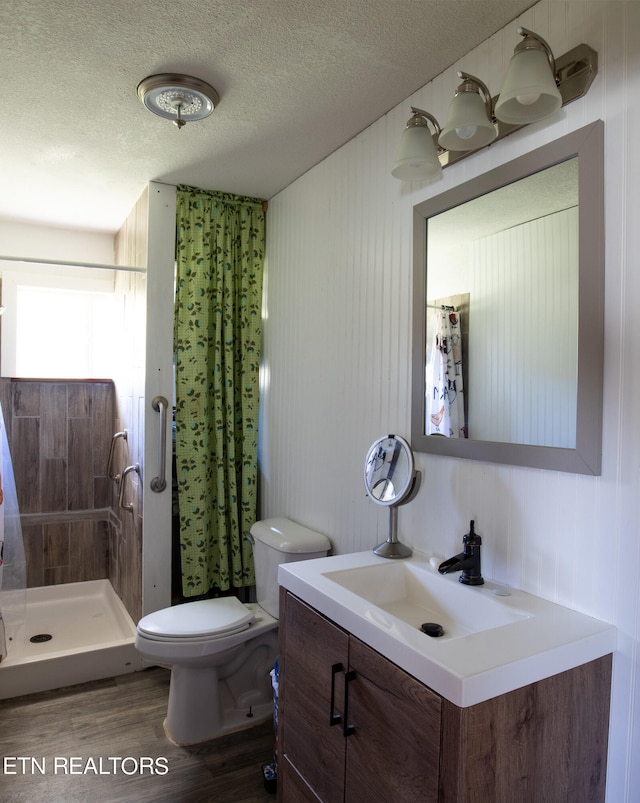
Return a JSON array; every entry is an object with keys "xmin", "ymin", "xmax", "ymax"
[
  {"xmin": 107, "ymin": 430, "xmax": 128, "ymax": 482},
  {"xmin": 150, "ymin": 396, "xmax": 169, "ymax": 493},
  {"xmin": 119, "ymin": 464, "xmax": 140, "ymax": 512}
]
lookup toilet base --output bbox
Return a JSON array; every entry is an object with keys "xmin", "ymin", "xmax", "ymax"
[
  {"xmin": 163, "ymin": 630, "xmax": 278, "ymax": 745},
  {"xmin": 163, "ymin": 702, "xmax": 273, "ymax": 746}
]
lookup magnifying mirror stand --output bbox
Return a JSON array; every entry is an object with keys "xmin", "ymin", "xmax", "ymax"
[
  {"xmin": 374, "ymin": 506, "xmax": 413, "ymax": 559},
  {"xmin": 365, "ymin": 434, "xmax": 420, "ymax": 559}
]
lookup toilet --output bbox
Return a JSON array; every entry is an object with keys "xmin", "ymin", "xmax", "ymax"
[{"xmin": 135, "ymin": 517, "xmax": 331, "ymax": 745}]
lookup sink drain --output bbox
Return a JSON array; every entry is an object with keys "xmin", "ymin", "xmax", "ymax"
[
  {"xmin": 30, "ymin": 633, "xmax": 53, "ymax": 644},
  {"xmin": 420, "ymin": 622, "xmax": 444, "ymax": 638}
]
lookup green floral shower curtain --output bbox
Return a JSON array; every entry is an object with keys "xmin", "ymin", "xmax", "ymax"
[{"xmin": 174, "ymin": 186, "xmax": 266, "ymax": 597}]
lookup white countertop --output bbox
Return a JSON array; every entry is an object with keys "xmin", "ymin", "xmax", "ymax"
[{"xmin": 278, "ymin": 550, "xmax": 616, "ymax": 707}]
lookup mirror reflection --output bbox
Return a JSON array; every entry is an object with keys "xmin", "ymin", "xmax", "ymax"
[
  {"xmin": 425, "ymin": 158, "xmax": 578, "ymax": 448},
  {"xmin": 364, "ymin": 435, "xmax": 413, "ymax": 504}
]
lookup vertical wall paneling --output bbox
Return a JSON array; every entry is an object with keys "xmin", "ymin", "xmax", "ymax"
[
  {"xmin": 624, "ymin": 0, "xmax": 640, "ymax": 793},
  {"xmin": 142, "ymin": 181, "xmax": 175, "ymax": 616},
  {"xmin": 468, "ymin": 208, "xmax": 578, "ymax": 446},
  {"xmin": 112, "ymin": 189, "xmax": 148, "ymax": 621},
  {"xmin": 263, "ymin": 3, "xmax": 639, "ymax": 801},
  {"xmin": 113, "ymin": 181, "xmax": 176, "ymax": 619}
]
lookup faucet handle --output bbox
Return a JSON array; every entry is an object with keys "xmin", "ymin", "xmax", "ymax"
[{"xmin": 463, "ymin": 519, "xmax": 481, "ymax": 547}]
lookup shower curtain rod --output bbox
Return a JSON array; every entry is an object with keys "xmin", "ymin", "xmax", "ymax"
[{"xmin": 0, "ymin": 255, "xmax": 145, "ymax": 273}]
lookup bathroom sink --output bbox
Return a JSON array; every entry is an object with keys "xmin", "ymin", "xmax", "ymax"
[
  {"xmin": 278, "ymin": 551, "xmax": 616, "ymax": 708},
  {"xmin": 323, "ymin": 561, "xmax": 527, "ymax": 639}
]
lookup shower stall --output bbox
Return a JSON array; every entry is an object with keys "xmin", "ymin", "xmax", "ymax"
[
  {"xmin": 0, "ymin": 182, "xmax": 176, "ymax": 698},
  {"xmin": 0, "ymin": 380, "xmax": 141, "ymax": 699}
]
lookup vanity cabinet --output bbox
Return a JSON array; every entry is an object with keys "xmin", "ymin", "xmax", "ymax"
[
  {"xmin": 278, "ymin": 589, "xmax": 612, "ymax": 803},
  {"xmin": 278, "ymin": 589, "xmax": 440, "ymax": 802}
]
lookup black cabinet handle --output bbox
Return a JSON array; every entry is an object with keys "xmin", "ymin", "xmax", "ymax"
[
  {"xmin": 343, "ymin": 670, "xmax": 356, "ymax": 737},
  {"xmin": 329, "ymin": 663, "xmax": 342, "ymax": 726}
]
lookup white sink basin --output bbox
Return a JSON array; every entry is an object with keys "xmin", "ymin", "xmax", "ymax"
[
  {"xmin": 278, "ymin": 551, "xmax": 616, "ymax": 708},
  {"xmin": 324, "ymin": 561, "xmax": 527, "ymax": 639}
]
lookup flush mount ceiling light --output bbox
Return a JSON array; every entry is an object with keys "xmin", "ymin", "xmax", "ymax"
[
  {"xmin": 137, "ymin": 73, "xmax": 220, "ymax": 129},
  {"xmin": 392, "ymin": 29, "xmax": 597, "ymax": 181}
]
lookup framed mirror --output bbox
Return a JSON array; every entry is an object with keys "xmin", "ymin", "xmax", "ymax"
[{"xmin": 411, "ymin": 121, "xmax": 604, "ymax": 474}]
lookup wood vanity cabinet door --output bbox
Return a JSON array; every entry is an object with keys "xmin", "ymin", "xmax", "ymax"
[
  {"xmin": 280, "ymin": 592, "xmax": 350, "ymax": 803},
  {"xmin": 344, "ymin": 636, "xmax": 442, "ymax": 803},
  {"xmin": 280, "ymin": 755, "xmax": 326, "ymax": 802}
]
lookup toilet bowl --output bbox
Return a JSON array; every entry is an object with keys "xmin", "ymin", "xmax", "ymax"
[{"xmin": 135, "ymin": 517, "xmax": 330, "ymax": 745}]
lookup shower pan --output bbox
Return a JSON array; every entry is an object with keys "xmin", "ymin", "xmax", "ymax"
[{"xmin": 0, "ymin": 579, "xmax": 141, "ymax": 700}]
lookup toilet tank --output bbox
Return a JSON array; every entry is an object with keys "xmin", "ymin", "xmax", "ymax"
[{"xmin": 250, "ymin": 517, "xmax": 331, "ymax": 618}]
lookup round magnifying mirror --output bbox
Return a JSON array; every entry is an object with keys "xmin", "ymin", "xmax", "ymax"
[
  {"xmin": 364, "ymin": 435, "xmax": 415, "ymax": 505},
  {"xmin": 364, "ymin": 435, "xmax": 420, "ymax": 559}
]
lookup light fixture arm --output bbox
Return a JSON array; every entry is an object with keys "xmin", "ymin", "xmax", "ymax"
[
  {"xmin": 408, "ymin": 107, "xmax": 442, "ymax": 138},
  {"xmin": 516, "ymin": 27, "xmax": 557, "ymax": 77}
]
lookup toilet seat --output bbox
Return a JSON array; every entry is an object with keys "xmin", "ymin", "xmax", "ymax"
[{"xmin": 137, "ymin": 597, "xmax": 255, "ymax": 642}]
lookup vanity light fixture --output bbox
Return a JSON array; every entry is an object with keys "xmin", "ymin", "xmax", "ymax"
[
  {"xmin": 391, "ymin": 108, "xmax": 443, "ymax": 181},
  {"xmin": 392, "ymin": 29, "xmax": 597, "ymax": 180},
  {"xmin": 137, "ymin": 73, "xmax": 220, "ymax": 129},
  {"xmin": 494, "ymin": 28, "xmax": 562, "ymax": 124},
  {"xmin": 439, "ymin": 72, "xmax": 496, "ymax": 152}
]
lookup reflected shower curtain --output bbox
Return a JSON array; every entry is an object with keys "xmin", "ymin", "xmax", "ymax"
[
  {"xmin": 426, "ymin": 308, "xmax": 466, "ymax": 438},
  {"xmin": 174, "ymin": 186, "xmax": 266, "ymax": 597}
]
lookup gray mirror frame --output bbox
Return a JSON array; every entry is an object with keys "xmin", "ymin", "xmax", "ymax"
[{"xmin": 411, "ymin": 120, "xmax": 604, "ymax": 475}]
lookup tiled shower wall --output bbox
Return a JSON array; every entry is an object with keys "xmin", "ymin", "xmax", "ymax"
[
  {"xmin": 0, "ymin": 378, "xmax": 140, "ymax": 620},
  {"xmin": 0, "ymin": 379, "xmax": 113, "ymax": 586}
]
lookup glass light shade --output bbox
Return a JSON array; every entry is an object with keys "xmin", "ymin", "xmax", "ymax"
[
  {"xmin": 391, "ymin": 124, "xmax": 442, "ymax": 180},
  {"xmin": 439, "ymin": 91, "xmax": 497, "ymax": 151},
  {"xmin": 495, "ymin": 47, "xmax": 562, "ymax": 124}
]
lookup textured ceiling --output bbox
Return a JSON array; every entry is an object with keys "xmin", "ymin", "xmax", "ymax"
[{"xmin": 0, "ymin": 0, "xmax": 535, "ymax": 233}]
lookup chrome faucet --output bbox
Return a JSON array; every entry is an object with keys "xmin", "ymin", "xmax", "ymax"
[{"xmin": 438, "ymin": 520, "xmax": 484, "ymax": 586}]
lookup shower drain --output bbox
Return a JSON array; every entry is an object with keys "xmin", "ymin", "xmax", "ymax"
[{"xmin": 30, "ymin": 633, "xmax": 53, "ymax": 643}]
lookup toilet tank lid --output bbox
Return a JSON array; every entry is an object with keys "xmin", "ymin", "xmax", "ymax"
[{"xmin": 250, "ymin": 517, "xmax": 331, "ymax": 553}]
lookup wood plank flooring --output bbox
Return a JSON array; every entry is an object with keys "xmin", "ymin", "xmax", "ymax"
[{"xmin": 0, "ymin": 668, "xmax": 276, "ymax": 802}]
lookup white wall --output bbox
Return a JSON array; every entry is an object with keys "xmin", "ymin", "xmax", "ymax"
[
  {"xmin": 262, "ymin": 2, "xmax": 640, "ymax": 801},
  {"xmin": 0, "ymin": 220, "xmax": 114, "ymax": 265},
  {"xmin": 469, "ymin": 208, "xmax": 578, "ymax": 446},
  {"xmin": 142, "ymin": 183, "xmax": 176, "ymax": 615},
  {"xmin": 0, "ymin": 222, "xmax": 117, "ymax": 379}
]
